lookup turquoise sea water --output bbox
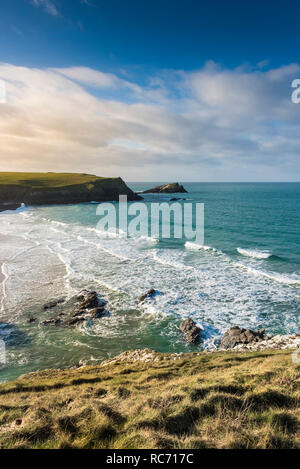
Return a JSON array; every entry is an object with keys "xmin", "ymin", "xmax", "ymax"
[{"xmin": 0, "ymin": 182, "xmax": 299, "ymax": 382}]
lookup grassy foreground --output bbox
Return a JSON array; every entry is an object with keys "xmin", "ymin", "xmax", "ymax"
[{"xmin": 0, "ymin": 349, "xmax": 299, "ymax": 449}]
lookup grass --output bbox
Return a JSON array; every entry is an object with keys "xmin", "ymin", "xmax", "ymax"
[
  {"xmin": 0, "ymin": 172, "xmax": 108, "ymax": 189},
  {"xmin": 0, "ymin": 349, "xmax": 299, "ymax": 449}
]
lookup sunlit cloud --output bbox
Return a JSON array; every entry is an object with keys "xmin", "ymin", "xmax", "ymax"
[{"xmin": 0, "ymin": 62, "xmax": 299, "ymax": 180}]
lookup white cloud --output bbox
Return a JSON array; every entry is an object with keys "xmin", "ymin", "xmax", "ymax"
[
  {"xmin": 31, "ymin": 0, "xmax": 59, "ymax": 17},
  {"xmin": 0, "ymin": 62, "xmax": 300, "ymax": 181},
  {"xmin": 55, "ymin": 67, "xmax": 141, "ymax": 93}
]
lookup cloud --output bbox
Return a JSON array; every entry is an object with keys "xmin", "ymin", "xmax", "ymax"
[
  {"xmin": 11, "ymin": 25, "xmax": 24, "ymax": 37},
  {"xmin": 55, "ymin": 67, "xmax": 141, "ymax": 93},
  {"xmin": 31, "ymin": 0, "xmax": 59, "ymax": 17},
  {"xmin": 0, "ymin": 62, "xmax": 300, "ymax": 180}
]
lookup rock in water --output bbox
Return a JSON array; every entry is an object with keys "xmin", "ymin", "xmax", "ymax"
[
  {"xmin": 87, "ymin": 307, "xmax": 106, "ymax": 318},
  {"xmin": 138, "ymin": 289, "xmax": 158, "ymax": 304},
  {"xmin": 43, "ymin": 298, "xmax": 65, "ymax": 310},
  {"xmin": 75, "ymin": 290, "xmax": 101, "ymax": 310},
  {"xmin": 142, "ymin": 183, "xmax": 187, "ymax": 194},
  {"xmin": 179, "ymin": 318, "xmax": 201, "ymax": 343},
  {"xmin": 27, "ymin": 317, "xmax": 37, "ymax": 323},
  {"xmin": 41, "ymin": 318, "xmax": 62, "ymax": 326},
  {"xmin": 41, "ymin": 290, "xmax": 108, "ymax": 326},
  {"xmin": 64, "ymin": 316, "xmax": 86, "ymax": 326},
  {"xmin": 220, "ymin": 326, "xmax": 269, "ymax": 349}
]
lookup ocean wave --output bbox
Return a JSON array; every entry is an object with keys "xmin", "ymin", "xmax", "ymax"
[
  {"xmin": 237, "ymin": 247, "xmax": 272, "ymax": 259},
  {"xmin": 3, "ymin": 206, "xmax": 299, "ymax": 348},
  {"xmin": 185, "ymin": 242, "xmax": 216, "ymax": 252},
  {"xmin": 77, "ymin": 235, "xmax": 131, "ymax": 261},
  {"xmin": 86, "ymin": 226, "xmax": 127, "ymax": 239},
  {"xmin": 0, "ymin": 203, "xmax": 30, "ymax": 215},
  {"xmin": 236, "ymin": 262, "xmax": 300, "ymax": 285},
  {"xmin": 44, "ymin": 241, "xmax": 77, "ymax": 297},
  {"xmin": 152, "ymin": 249, "xmax": 193, "ymax": 271},
  {"xmin": 0, "ymin": 263, "xmax": 9, "ymax": 312},
  {"xmin": 132, "ymin": 235, "xmax": 158, "ymax": 247}
]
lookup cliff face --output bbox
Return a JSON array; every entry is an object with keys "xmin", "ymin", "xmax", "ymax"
[
  {"xmin": 142, "ymin": 182, "xmax": 187, "ymax": 194},
  {"xmin": 0, "ymin": 174, "xmax": 141, "ymax": 207}
]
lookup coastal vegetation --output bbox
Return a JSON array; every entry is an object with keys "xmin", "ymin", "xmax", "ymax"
[
  {"xmin": 0, "ymin": 172, "xmax": 103, "ymax": 187},
  {"xmin": 0, "ymin": 348, "xmax": 299, "ymax": 449}
]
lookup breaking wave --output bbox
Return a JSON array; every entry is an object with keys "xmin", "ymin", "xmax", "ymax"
[{"xmin": 237, "ymin": 247, "xmax": 273, "ymax": 259}]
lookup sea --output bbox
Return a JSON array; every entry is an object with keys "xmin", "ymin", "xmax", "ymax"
[{"xmin": 0, "ymin": 182, "xmax": 299, "ymax": 382}]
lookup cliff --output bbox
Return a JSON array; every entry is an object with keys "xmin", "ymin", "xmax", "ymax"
[{"xmin": 0, "ymin": 172, "xmax": 141, "ymax": 209}]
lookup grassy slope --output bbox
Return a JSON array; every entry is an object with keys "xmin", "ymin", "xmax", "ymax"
[
  {"xmin": 0, "ymin": 172, "xmax": 105, "ymax": 189},
  {"xmin": 0, "ymin": 349, "xmax": 299, "ymax": 449}
]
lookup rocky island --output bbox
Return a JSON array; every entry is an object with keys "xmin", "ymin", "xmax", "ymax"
[
  {"xmin": 142, "ymin": 182, "xmax": 187, "ymax": 194},
  {"xmin": 0, "ymin": 172, "xmax": 141, "ymax": 211}
]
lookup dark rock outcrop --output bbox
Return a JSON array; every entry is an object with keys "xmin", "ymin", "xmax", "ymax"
[
  {"xmin": 179, "ymin": 318, "xmax": 201, "ymax": 343},
  {"xmin": 43, "ymin": 298, "xmax": 65, "ymax": 310},
  {"xmin": 142, "ymin": 183, "xmax": 187, "ymax": 194},
  {"xmin": 74, "ymin": 291, "xmax": 100, "ymax": 310},
  {"xmin": 41, "ymin": 318, "xmax": 62, "ymax": 326},
  {"xmin": 41, "ymin": 290, "xmax": 108, "ymax": 326},
  {"xmin": 220, "ymin": 326, "xmax": 269, "ymax": 349},
  {"xmin": 27, "ymin": 317, "xmax": 37, "ymax": 323},
  {"xmin": 138, "ymin": 289, "xmax": 158, "ymax": 304},
  {"xmin": 0, "ymin": 203, "xmax": 22, "ymax": 213},
  {"xmin": 64, "ymin": 316, "xmax": 86, "ymax": 326}
]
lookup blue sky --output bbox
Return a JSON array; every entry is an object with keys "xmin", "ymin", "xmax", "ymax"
[
  {"xmin": 0, "ymin": 0, "xmax": 300, "ymax": 180},
  {"xmin": 2, "ymin": 0, "xmax": 300, "ymax": 73}
]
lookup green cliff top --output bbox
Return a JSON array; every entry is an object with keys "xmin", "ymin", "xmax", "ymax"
[{"xmin": 0, "ymin": 172, "xmax": 111, "ymax": 188}]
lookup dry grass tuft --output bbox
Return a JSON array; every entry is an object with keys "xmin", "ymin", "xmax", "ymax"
[{"xmin": 0, "ymin": 349, "xmax": 299, "ymax": 448}]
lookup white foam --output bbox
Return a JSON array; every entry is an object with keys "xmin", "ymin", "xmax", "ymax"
[
  {"xmin": 77, "ymin": 235, "xmax": 130, "ymax": 261},
  {"xmin": 237, "ymin": 247, "xmax": 272, "ymax": 259},
  {"xmin": 185, "ymin": 242, "xmax": 216, "ymax": 252},
  {"xmin": 132, "ymin": 235, "xmax": 158, "ymax": 247},
  {"xmin": 44, "ymin": 242, "xmax": 76, "ymax": 297},
  {"xmin": 152, "ymin": 249, "xmax": 194, "ymax": 271},
  {"xmin": 236, "ymin": 262, "xmax": 300, "ymax": 286},
  {"xmin": 0, "ymin": 241, "xmax": 42, "ymax": 312},
  {"xmin": 1, "ymin": 206, "xmax": 299, "ymax": 349},
  {"xmin": 0, "ymin": 262, "xmax": 9, "ymax": 312}
]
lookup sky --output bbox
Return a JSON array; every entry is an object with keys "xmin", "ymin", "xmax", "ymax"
[{"xmin": 0, "ymin": 0, "xmax": 300, "ymax": 181}]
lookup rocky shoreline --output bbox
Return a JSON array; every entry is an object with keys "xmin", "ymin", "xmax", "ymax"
[
  {"xmin": 98, "ymin": 334, "xmax": 300, "ymax": 367},
  {"xmin": 27, "ymin": 288, "xmax": 300, "ymax": 358},
  {"xmin": 0, "ymin": 202, "xmax": 23, "ymax": 213},
  {"xmin": 26, "ymin": 290, "xmax": 109, "ymax": 327}
]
